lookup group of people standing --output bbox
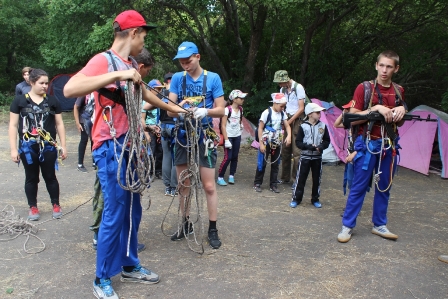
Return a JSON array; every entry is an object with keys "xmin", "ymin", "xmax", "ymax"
[{"xmin": 8, "ymin": 7, "xmax": 436, "ymax": 299}]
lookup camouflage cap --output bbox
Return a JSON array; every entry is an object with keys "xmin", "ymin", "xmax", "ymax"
[{"xmin": 273, "ymin": 70, "xmax": 290, "ymax": 83}]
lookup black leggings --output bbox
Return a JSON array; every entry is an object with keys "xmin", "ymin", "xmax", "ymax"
[
  {"xmin": 20, "ymin": 145, "xmax": 60, "ymax": 208},
  {"xmin": 78, "ymin": 127, "xmax": 93, "ymax": 165}
]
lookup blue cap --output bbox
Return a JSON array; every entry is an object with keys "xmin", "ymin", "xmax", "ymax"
[
  {"xmin": 148, "ymin": 79, "xmax": 163, "ymax": 88},
  {"xmin": 173, "ymin": 41, "xmax": 199, "ymax": 60}
]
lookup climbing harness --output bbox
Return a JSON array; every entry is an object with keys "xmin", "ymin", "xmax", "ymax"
[{"xmin": 19, "ymin": 94, "xmax": 63, "ymax": 167}]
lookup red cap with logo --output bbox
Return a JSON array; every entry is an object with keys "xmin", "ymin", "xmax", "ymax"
[{"xmin": 114, "ymin": 10, "xmax": 157, "ymax": 31}]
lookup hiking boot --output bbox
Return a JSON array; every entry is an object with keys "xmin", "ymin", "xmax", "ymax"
[
  {"xmin": 228, "ymin": 176, "xmax": 235, "ymax": 184},
  {"xmin": 337, "ymin": 225, "xmax": 353, "ymax": 243},
  {"xmin": 121, "ymin": 263, "xmax": 160, "ymax": 284},
  {"xmin": 216, "ymin": 178, "xmax": 227, "ymax": 186},
  {"xmin": 438, "ymin": 255, "xmax": 448, "ymax": 264},
  {"xmin": 93, "ymin": 278, "xmax": 118, "ymax": 299},
  {"xmin": 253, "ymin": 184, "xmax": 262, "ymax": 192},
  {"xmin": 164, "ymin": 187, "xmax": 171, "ymax": 196},
  {"xmin": 371, "ymin": 225, "xmax": 398, "ymax": 240},
  {"xmin": 269, "ymin": 185, "xmax": 280, "ymax": 193},
  {"xmin": 208, "ymin": 229, "xmax": 222, "ymax": 249},
  {"xmin": 77, "ymin": 165, "xmax": 88, "ymax": 173},
  {"xmin": 93, "ymin": 232, "xmax": 98, "ymax": 250},
  {"xmin": 28, "ymin": 207, "xmax": 40, "ymax": 221},
  {"xmin": 313, "ymin": 202, "xmax": 322, "ymax": 208},
  {"xmin": 137, "ymin": 243, "xmax": 146, "ymax": 253},
  {"xmin": 52, "ymin": 204, "xmax": 62, "ymax": 219},
  {"xmin": 171, "ymin": 223, "xmax": 193, "ymax": 241}
]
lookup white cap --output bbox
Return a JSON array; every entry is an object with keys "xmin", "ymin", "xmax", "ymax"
[
  {"xmin": 270, "ymin": 93, "xmax": 287, "ymax": 104},
  {"xmin": 304, "ymin": 103, "xmax": 325, "ymax": 115}
]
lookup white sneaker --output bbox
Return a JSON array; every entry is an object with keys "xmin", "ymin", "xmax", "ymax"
[
  {"xmin": 337, "ymin": 225, "xmax": 352, "ymax": 243},
  {"xmin": 371, "ymin": 225, "xmax": 398, "ymax": 240}
]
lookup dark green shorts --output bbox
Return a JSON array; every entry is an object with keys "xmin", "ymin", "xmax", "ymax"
[{"xmin": 174, "ymin": 142, "xmax": 217, "ymax": 168}]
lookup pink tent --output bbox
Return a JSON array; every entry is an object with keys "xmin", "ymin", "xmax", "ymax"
[
  {"xmin": 311, "ymin": 99, "xmax": 348, "ymax": 162},
  {"xmin": 212, "ymin": 117, "xmax": 257, "ymax": 144},
  {"xmin": 398, "ymin": 105, "xmax": 447, "ymax": 178}
]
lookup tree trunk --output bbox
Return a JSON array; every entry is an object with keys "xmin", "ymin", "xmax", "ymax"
[
  {"xmin": 300, "ymin": 12, "xmax": 327, "ymax": 85},
  {"xmin": 243, "ymin": 4, "xmax": 268, "ymax": 91}
]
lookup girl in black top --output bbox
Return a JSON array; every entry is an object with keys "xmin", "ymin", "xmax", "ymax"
[{"xmin": 9, "ymin": 69, "xmax": 67, "ymax": 221}]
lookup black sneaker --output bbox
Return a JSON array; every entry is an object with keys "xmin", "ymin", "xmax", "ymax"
[
  {"xmin": 270, "ymin": 185, "xmax": 280, "ymax": 193},
  {"xmin": 208, "ymin": 229, "xmax": 221, "ymax": 249},
  {"xmin": 171, "ymin": 223, "xmax": 193, "ymax": 241},
  {"xmin": 253, "ymin": 184, "xmax": 262, "ymax": 192},
  {"xmin": 92, "ymin": 163, "xmax": 97, "ymax": 170},
  {"xmin": 77, "ymin": 165, "xmax": 88, "ymax": 173}
]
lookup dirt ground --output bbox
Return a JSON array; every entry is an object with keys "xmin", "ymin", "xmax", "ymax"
[{"xmin": 0, "ymin": 111, "xmax": 448, "ymax": 299}]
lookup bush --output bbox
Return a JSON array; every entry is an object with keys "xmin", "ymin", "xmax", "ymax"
[{"xmin": 0, "ymin": 92, "xmax": 14, "ymax": 107}]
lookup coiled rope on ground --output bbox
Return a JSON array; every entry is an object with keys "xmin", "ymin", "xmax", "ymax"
[{"xmin": 0, "ymin": 197, "xmax": 93, "ymax": 255}]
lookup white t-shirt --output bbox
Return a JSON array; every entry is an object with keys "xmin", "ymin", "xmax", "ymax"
[
  {"xmin": 224, "ymin": 106, "xmax": 242, "ymax": 137},
  {"xmin": 259, "ymin": 108, "xmax": 286, "ymax": 135},
  {"xmin": 279, "ymin": 80, "xmax": 306, "ymax": 116}
]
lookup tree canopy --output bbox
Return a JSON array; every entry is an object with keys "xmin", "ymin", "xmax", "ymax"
[{"xmin": 1, "ymin": 0, "xmax": 448, "ymax": 117}]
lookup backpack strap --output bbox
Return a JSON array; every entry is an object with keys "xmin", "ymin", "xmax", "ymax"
[
  {"xmin": 392, "ymin": 82, "xmax": 408, "ymax": 111},
  {"xmin": 202, "ymin": 70, "xmax": 207, "ymax": 96},
  {"xmin": 265, "ymin": 107, "xmax": 272, "ymax": 127},
  {"xmin": 97, "ymin": 51, "xmax": 125, "ymax": 108},
  {"xmin": 362, "ymin": 81, "xmax": 374, "ymax": 110},
  {"xmin": 182, "ymin": 71, "xmax": 187, "ymax": 99}
]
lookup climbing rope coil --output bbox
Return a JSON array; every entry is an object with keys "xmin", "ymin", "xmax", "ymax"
[
  {"xmin": 161, "ymin": 114, "xmax": 208, "ymax": 254},
  {"xmin": 365, "ymin": 124, "xmax": 395, "ymax": 193}
]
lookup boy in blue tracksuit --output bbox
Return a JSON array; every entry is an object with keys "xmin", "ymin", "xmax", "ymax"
[{"xmin": 290, "ymin": 103, "xmax": 330, "ymax": 208}]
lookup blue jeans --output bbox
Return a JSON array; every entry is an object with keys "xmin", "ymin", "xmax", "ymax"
[
  {"xmin": 93, "ymin": 136, "xmax": 141, "ymax": 279},
  {"xmin": 218, "ymin": 136, "xmax": 241, "ymax": 177}
]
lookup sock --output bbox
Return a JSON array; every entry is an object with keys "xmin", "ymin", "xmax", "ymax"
[
  {"xmin": 209, "ymin": 220, "xmax": 217, "ymax": 231},
  {"xmin": 95, "ymin": 277, "xmax": 101, "ymax": 284},
  {"xmin": 218, "ymin": 177, "xmax": 223, "ymax": 180},
  {"xmin": 229, "ymin": 175, "xmax": 234, "ymax": 178},
  {"xmin": 123, "ymin": 265, "xmax": 135, "ymax": 272},
  {"xmin": 78, "ymin": 164, "xmax": 83, "ymax": 167}
]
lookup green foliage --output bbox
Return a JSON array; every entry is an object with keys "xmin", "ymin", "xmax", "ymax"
[
  {"xmin": 0, "ymin": 92, "xmax": 14, "ymax": 107},
  {"xmin": 0, "ymin": 0, "xmax": 447, "ymax": 115}
]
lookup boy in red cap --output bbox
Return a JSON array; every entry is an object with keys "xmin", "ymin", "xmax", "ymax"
[{"xmin": 64, "ymin": 10, "xmax": 184, "ymax": 299}]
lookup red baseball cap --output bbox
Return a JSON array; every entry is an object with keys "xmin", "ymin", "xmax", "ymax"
[
  {"xmin": 342, "ymin": 101, "xmax": 353, "ymax": 109},
  {"xmin": 114, "ymin": 10, "xmax": 157, "ymax": 31}
]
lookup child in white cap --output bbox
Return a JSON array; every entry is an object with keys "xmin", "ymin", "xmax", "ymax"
[
  {"xmin": 290, "ymin": 103, "xmax": 330, "ymax": 208},
  {"xmin": 253, "ymin": 93, "xmax": 291, "ymax": 193}
]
